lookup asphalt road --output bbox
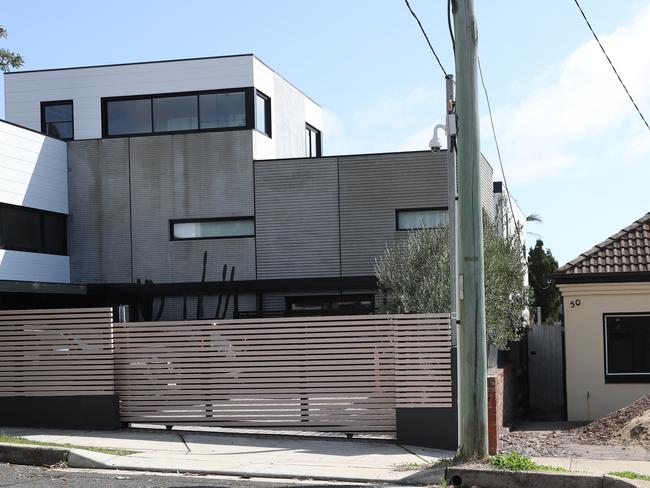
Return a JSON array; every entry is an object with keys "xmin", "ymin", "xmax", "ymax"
[{"xmin": 0, "ymin": 463, "xmax": 384, "ymax": 488}]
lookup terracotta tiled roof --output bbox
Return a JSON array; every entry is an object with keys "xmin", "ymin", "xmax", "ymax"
[{"xmin": 556, "ymin": 212, "xmax": 650, "ymax": 275}]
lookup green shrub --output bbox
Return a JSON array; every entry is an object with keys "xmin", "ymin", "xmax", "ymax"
[{"xmin": 609, "ymin": 471, "xmax": 650, "ymax": 481}]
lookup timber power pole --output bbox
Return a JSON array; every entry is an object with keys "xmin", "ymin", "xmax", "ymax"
[{"xmin": 452, "ymin": 0, "xmax": 489, "ymax": 459}]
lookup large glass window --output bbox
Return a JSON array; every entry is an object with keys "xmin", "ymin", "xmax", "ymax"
[
  {"xmin": 171, "ymin": 217, "xmax": 255, "ymax": 240},
  {"xmin": 305, "ymin": 124, "xmax": 321, "ymax": 157},
  {"xmin": 153, "ymin": 95, "xmax": 198, "ymax": 132},
  {"xmin": 199, "ymin": 92, "xmax": 246, "ymax": 129},
  {"xmin": 103, "ymin": 89, "xmax": 251, "ymax": 137},
  {"xmin": 604, "ymin": 314, "xmax": 650, "ymax": 383},
  {"xmin": 105, "ymin": 99, "xmax": 152, "ymax": 136},
  {"xmin": 41, "ymin": 101, "xmax": 73, "ymax": 140},
  {"xmin": 255, "ymin": 91, "xmax": 271, "ymax": 136},
  {"xmin": 0, "ymin": 203, "xmax": 67, "ymax": 255},
  {"xmin": 396, "ymin": 208, "xmax": 448, "ymax": 230}
]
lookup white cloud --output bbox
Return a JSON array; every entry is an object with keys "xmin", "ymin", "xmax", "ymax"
[
  {"xmin": 323, "ymin": 85, "xmax": 444, "ymax": 155},
  {"xmin": 489, "ymin": 4, "xmax": 650, "ymax": 184}
]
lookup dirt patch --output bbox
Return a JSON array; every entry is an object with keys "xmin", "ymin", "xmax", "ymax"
[
  {"xmin": 615, "ymin": 409, "xmax": 650, "ymax": 447},
  {"xmin": 572, "ymin": 395, "xmax": 649, "ymax": 446},
  {"xmin": 500, "ymin": 395, "xmax": 650, "ymax": 457},
  {"xmin": 499, "ymin": 425, "xmax": 579, "ymax": 457}
]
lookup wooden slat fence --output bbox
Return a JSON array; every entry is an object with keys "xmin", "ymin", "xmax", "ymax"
[
  {"xmin": 113, "ymin": 313, "xmax": 452, "ymax": 434},
  {"xmin": 0, "ymin": 308, "xmax": 115, "ymax": 397}
]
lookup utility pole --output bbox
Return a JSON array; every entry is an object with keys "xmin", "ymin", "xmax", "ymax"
[{"xmin": 452, "ymin": 0, "xmax": 488, "ymax": 459}]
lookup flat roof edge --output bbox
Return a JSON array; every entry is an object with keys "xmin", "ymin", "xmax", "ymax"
[
  {"xmin": 4, "ymin": 53, "xmax": 255, "ymax": 75},
  {"xmin": 254, "ymin": 149, "xmax": 445, "ymax": 162}
]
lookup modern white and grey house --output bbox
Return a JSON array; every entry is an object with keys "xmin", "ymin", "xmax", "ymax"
[{"xmin": 0, "ymin": 53, "xmax": 510, "ymax": 319}]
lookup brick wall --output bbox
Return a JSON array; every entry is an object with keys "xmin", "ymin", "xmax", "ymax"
[{"xmin": 487, "ymin": 368, "xmax": 504, "ymax": 455}]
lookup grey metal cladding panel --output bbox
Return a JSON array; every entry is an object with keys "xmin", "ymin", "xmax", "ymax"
[
  {"xmin": 262, "ymin": 292, "xmax": 286, "ymax": 313},
  {"xmin": 67, "ymin": 139, "xmax": 132, "ymax": 283},
  {"xmin": 480, "ymin": 154, "xmax": 494, "ymax": 218},
  {"xmin": 255, "ymin": 158, "xmax": 340, "ymax": 279},
  {"xmin": 339, "ymin": 151, "xmax": 447, "ymax": 276},
  {"xmin": 129, "ymin": 131, "xmax": 256, "ymax": 283}
]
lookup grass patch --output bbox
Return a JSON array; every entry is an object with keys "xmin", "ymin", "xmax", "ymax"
[
  {"xmin": 609, "ymin": 471, "xmax": 650, "ymax": 481},
  {"xmin": 489, "ymin": 452, "xmax": 567, "ymax": 472},
  {"xmin": 0, "ymin": 433, "xmax": 138, "ymax": 456},
  {"xmin": 393, "ymin": 458, "xmax": 455, "ymax": 472}
]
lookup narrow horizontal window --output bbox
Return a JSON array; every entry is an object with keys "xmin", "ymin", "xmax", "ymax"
[
  {"xmin": 171, "ymin": 217, "xmax": 255, "ymax": 240},
  {"xmin": 153, "ymin": 95, "xmax": 198, "ymax": 132},
  {"xmin": 396, "ymin": 208, "xmax": 448, "ymax": 230},
  {"xmin": 0, "ymin": 203, "xmax": 67, "ymax": 255},
  {"xmin": 305, "ymin": 124, "xmax": 322, "ymax": 157},
  {"xmin": 106, "ymin": 99, "xmax": 152, "ymax": 136},
  {"xmin": 604, "ymin": 314, "xmax": 650, "ymax": 383},
  {"xmin": 255, "ymin": 91, "xmax": 271, "ymax": 137},
  {"xmin": 200, "ymin": 92, "xmax": 246, "ymax": 129},
  {"xmin": 41, "ymin": 100, "xmax": 73, "ymax": 140},
  {"xmin": 286, "ymin": 294, "xmax": 375, "ymax": 316},
  {"xmin": 102, "ymin": 88, "xmax": 252, "ymax": 137}
]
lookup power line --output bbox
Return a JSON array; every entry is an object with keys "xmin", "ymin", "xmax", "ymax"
[
  {"xmin": 447, "ymin": 0, "xmax": 455, "ymax": 51},
  {"xmin": 572, "ymin": 0, "xmax": 650, "ymax": 133},
  {"xmin": 403, "ymin": 0, "xmax": 448, "ymax": 76},
  {"xmin": 477, "ymin": 57, "xmax": 530, "ymax": 272}
]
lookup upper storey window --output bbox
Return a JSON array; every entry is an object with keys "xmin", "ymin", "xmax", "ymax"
[
  {"xmin": 41, "ymin": 100, "xmax": 73, "ymax": 140},
  {"xmin": 153, "ymin": 95, "xmax": 198, "ymax": 132},
  {"xmin": 199, "ymin": 92, "xmax": 246, "ymax": 129},
  {"xmin": 106, "ymin": 99, "xmax": 152, "ymax": 135},
  {"xmin": 305, "ymin": 124, "xmax": 322, "ymax": 157},
  {"xmin": 255, "ymin": 90, "xmax": 271, "ymax": 137},
  {"xmin": 396, "ymin": 208, "xmax": 448, "ymax": 231},
  {"xmin": 102, "ymin": 88, "xmax": 254, "ymax": 137}
]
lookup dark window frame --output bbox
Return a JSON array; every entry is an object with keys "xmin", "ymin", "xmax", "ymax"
[
  {"xmin": 169, "ymin": 216, "xmax": 256, "ymax": 241},
  {"xmin": 285, "ymin": 294, "xmax": 376, "ymax": 317},
  {"xmin": 101, "ymin": 87, "xmax": 255, "ymax": 138},
  {"xmin": 40, "ymin": 100, "xmax": 74, "ymax": 141},
  {"xmin": 395, "ymin": 206, "xmax": 448, "ymax": 231},
  {"xmin": 603, "ymin": 312, "xmax": 650, "ymax": 383},
  {"xmin": 0, "ymin": 202, "xmax": 67, "ymax": 255},
  {"xmin": 305, "ymin": 123, "xmax": 322, "ymax": 157},
  {"xmin": 254, "ymin": 90, "xmax": 272, "ymax": 137}
]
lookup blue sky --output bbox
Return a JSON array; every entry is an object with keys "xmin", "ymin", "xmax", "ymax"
[{"xmin": 1, "ymin": 0, "xmax": 649, "ymax": 264}]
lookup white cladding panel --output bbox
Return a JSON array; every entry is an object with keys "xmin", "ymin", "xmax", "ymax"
[
  {"xmin": 0, "ymin": 121, "xmax": 68, "ymax": 214},
  {"xmin": 252, "ymin": 57, "xmax": 322, "ymax": 159},
  {"xmin": 4, "ymin": 56, "xmax": 255, "ymax": 140},
  {"xmin": 0, "ymin": 250, "xmax": 70, "ymax": 283}
]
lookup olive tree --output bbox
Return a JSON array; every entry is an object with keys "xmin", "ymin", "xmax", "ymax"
[
  {"xmin": 0, "ymin": 26, "xmax": 23, "ymax": 73},
  {"xmin": 375, "ymin": 211, "xmax": 529, "ymax": 349}
]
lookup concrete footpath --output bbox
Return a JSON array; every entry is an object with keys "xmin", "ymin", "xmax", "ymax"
[
  {"xmin": 0, "ymin": 426, "xmax": 453, "ymax": 483},
  {"xmin": 533, "ymin": 456, "xmax": 650, "ymax": 477}
]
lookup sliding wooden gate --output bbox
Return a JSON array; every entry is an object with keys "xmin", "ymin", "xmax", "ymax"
[
  {"xmin": 113, "ymin": 314, "xmax": 452, "ymax": 434},
  {"xmin": 0, "ymin": 308, "xmax": 115, "ymax": 397}
]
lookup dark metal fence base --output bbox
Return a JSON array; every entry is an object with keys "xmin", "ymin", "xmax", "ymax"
[
  {"xmin": 0, "ymin": 395, "xmax": 120, "ymax": 430},
  {"xmin": 396, "ymin": 407, "xmax": 458, "ymax": 450}
]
